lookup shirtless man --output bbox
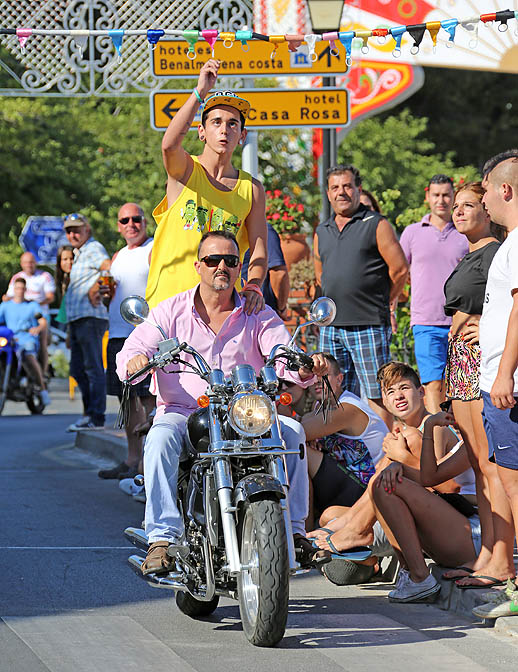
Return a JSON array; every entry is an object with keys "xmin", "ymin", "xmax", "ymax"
[{"xmin": 309, "ymin": 362, "xmax": 461, "ymax": 555}]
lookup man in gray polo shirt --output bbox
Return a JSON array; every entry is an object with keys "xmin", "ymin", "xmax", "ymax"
[{"xmin": 314, "ymin": 165, "xmax": 408, "ymax": 426}]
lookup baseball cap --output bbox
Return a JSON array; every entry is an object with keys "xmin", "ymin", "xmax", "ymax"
[
  {"xmin": 203, "ymin": 91, "xmax": 251, "ymax": 119},
  {"xmin": 64, "ymin": 213, "xmax": 89, "ymax": 228}
]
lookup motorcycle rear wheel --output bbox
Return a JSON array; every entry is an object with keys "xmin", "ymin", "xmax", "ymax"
[
  {"xmin": 175, "ymin": 591, "xmax": 220, "ymax": 617},
  {"xmin": 237, "ymin": 497, "xmax": 289, "ymax": 647}
]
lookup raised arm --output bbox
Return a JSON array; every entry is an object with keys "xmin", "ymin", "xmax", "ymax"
[
  {"xmin": 376, "ymin": 218, "xmax": 409, "ymax": 302},
  {"xmin": 162, "ymin": 60, "xmax": 220, "ymax": 199}
]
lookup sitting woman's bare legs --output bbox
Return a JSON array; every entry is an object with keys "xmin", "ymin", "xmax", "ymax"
[{"xmin": 372, "ymin": 476, "xmax": 477, "ymax": 582}]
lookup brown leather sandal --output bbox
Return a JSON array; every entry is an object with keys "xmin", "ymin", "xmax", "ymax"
[{"xmin": 141, "ymin": 541, "xmax": 176, "ymax": 576}]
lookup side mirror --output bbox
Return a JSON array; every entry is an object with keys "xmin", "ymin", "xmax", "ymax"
[
  {"xmin": 286, "ymin": 296, "xmax": 336, "ymax": 349},
  {"xmin": 120, "ymin": 295, "xmax": 150, "ymax": 326},
  {"xmin": 308, "ymin": 297, "xmax": 336, "ymax": 327}
]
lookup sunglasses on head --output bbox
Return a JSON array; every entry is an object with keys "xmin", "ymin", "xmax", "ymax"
[
  {"xmin": 65, "ymin": 213, "xmax": 87, "ymax": 225},
  {"xmin": 199, "ymin": 254, "xmax": 239, "ymax": 268},
  {"xmin": 119, "ymin": 215, "xmax": 143, "ymax": 224}
]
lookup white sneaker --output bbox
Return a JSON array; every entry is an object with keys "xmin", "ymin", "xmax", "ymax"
[
  {"xmin": 67, "ymin": 416, "xmax": 90, "ymax": 432},
  {"xmin": 479, "ymin": 578, "xmax": 517, "ymax": 603},
  {"xmin": 394, "ymin": 568, "xmax": 409, "ymax": 589},
  {"xmin": 40, "ymin": 390, "xmax": 51, "ymax": 405},
  {"xmin": 119, "ymin": 478, "xmax": 144, "ymax": 497},
  {"xmin": 472, "ymin": 587, "xmax": 518, "ymax": 619},
  {"xmin": 389, "ymin": 572, "xmax": 441, "ymax": 603}
]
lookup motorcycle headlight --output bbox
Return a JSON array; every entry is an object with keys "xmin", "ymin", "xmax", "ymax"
[
  {"xmin": 0, "ymin": 337, "xmax": 7, "ymax": 347},
  {"xmin": 228, "ymin": 391, "xmax": 275, "ymax": 437}
]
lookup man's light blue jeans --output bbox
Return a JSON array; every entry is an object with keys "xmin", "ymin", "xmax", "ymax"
[{"xmin": 144, "ymin": 412, "xmax": 308, "ymax": 544}]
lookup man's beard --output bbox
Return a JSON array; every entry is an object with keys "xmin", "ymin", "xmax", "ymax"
[{"xmin": 212, "ymin": 273, "xmax": 231, "ymax": 291}]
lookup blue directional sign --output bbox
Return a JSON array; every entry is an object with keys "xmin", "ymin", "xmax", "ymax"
[{"xmin": 19, "ymin": 216, "xmax": 69, "ymax": 264}]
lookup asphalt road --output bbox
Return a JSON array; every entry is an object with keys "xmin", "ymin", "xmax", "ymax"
[{"xmin": 1, "ymin": 380, "xmax": 518, "ymax": 671}]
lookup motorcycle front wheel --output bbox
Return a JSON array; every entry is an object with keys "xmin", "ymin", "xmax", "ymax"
[{"xmin": 237, "ymin": 497, "xmax": 289, "ymax": 647}]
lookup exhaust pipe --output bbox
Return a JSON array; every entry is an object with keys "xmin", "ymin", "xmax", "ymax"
[
  {"xmin": 128, "ymin": 555, "xmax": 187, "ymax": 590},
  {"xmin": 124, "ymin": 526, "xmax": 150, "ymax": 553}
]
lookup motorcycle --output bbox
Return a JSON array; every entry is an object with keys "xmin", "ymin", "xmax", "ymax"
[
  {"xmin": 120, "ymin": 295, "xmax": 336, "ymax": 647},
  {"xmin": 0, "ymin": 326, "xmax": 46, "ymax": 415}
]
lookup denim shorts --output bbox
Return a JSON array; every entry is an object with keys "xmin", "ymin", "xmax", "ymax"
[
  {"xmin": 412, "ymin": 325, "xmax": 450, "ymax": 384},
  {"xmin": 481, "ymin": 390, "xmax": 518, "ymax": 470}
]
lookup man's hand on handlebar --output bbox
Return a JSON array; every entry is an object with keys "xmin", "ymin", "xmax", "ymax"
[
  {"xmin": 127, "ymin": 354, "xmax": 150, "ymax": 376},
  {"xmin": 298, "ymin": 352, "xmax": 328, "ymax": 380}
]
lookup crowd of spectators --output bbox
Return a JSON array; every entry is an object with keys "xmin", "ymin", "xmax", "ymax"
[{"xmin": 2, "ymin": 85, "xmax": 517, "ymax": 622}]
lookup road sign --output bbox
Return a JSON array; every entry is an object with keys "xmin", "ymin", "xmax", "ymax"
[
  {"xmin": 152, "ymin": 39, "xmax": 347, "ymax": 78},
  {"xmin": 19, "ymin": 216, "xmax": 68, "ymax": 264},
  {"xmin": 150, "ymin": 87, "xmax": 349, "ymax": 131}
]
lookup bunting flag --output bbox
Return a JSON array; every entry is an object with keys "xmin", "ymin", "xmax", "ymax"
[{"xmin": 1, "ymin": 8, "xmax": 517, "ymax": 65}]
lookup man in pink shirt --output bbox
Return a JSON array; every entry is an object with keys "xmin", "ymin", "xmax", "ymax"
[
  {"xmin": 117, "ymin": 230, "xmax": 328, "ymax": 575},
  {"xmin": 400, "ymin": 175, "xmax": 468, "ymax": 412}
]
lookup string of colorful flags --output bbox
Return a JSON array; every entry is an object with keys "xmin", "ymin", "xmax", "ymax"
[{"xmin": 1, "ymin": 9, "xmax": 517, "ymax": 65}]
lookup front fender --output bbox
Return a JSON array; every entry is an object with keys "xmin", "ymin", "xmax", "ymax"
[{"xmin": 234, "ymin": 473, "xmax": 285, "ymax": 507}]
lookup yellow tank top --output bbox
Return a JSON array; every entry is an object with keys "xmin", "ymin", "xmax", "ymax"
[{"xmin": 146, "ymin": 158, "xmax": 253, "ymax": 308}]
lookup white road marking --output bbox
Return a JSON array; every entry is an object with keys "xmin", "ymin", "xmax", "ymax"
[{"xmin": 0, "ymin": 546, "xmax": 133, "ymax": 550}]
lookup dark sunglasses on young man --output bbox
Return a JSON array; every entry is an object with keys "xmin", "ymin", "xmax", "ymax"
[
  {"xmin": 200, "ymin": 254, "xmax": 239, "ymax": 268},
  {"xmin": 119, "ymin": 215, "xmax": 143, "ymax": 225}
]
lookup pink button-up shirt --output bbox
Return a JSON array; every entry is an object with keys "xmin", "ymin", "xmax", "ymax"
[{"xmin": 116, "ymin": 286, "xmax": 315, "ymax": 418}]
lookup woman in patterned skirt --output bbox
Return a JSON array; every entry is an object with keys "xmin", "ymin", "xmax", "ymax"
[{"xmin": 442, "ymin": 182, "xmax": 514, "ymax": 587}]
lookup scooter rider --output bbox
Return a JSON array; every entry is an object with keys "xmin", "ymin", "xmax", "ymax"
[
  {"xmin": 117, "ymin": 231, "xmax": 328, "ymax": 575},
  {"xmin": 0, "ymin": 277, "xmax": 50, "ymax": 405}
]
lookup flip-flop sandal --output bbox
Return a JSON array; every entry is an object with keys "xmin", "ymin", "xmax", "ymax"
[
  {"xmin": 322, "ymin": 559, "xmax": 378, "ymax": 586},
  {"xmin": 442, "ymin": 566, "xmax": 475, "ymax": 581},
  {"xmin": 455, "ymin": 575, "xmax": 507, "ymax": 589},
  {"xmin": 294, "ymin": 533, "xmax": 332, "ymax": 569},
  {"xmin": 324, "ymin": 534, "xmax": 373, "ymax": 561}
]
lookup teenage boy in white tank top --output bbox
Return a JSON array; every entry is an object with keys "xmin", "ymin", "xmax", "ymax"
[{"xmin": 96, "ymin": 203, "xmax": 156, "ymax": 481}]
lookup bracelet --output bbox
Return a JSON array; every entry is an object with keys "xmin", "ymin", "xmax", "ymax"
[
  {"xmin": 242, "ymin": 282, "xmax": 263, "ymax": 297},
  {"xmin": 193, "ymin": 88, "xmax": 204, "ymax": 104}
]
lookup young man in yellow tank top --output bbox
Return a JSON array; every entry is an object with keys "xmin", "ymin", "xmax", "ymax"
[{"xmin": 146, "ymin": 58, "xmax": 267, "ymax": 311}]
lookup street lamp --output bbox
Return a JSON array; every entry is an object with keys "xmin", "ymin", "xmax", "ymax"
[
  {"xmin": 306, "ymin": 0, "xmax": 344, "ymax": 221},
  {"xmin": 306, "ymin": 0, "xmax": 344, "ymax": 33}
]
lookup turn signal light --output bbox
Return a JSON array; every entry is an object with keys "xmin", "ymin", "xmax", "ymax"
[
  {"xmin": 0, "ymin": 337, "xmax": 8, "ymax": 347},
  {"xmin": 197, "ymin": 395, "xmax": 210, "ymax": 408},
  {"xmin": 278, "ymin": 392, "xmax": 292, "ymax": 406}
]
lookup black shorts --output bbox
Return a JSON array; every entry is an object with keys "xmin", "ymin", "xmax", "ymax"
[
  {"xmin": 312, "ymin": 453, "xmax": 366, "ymax": 512},
  {"xmin": 106, "ymin": 337, "xmax": 152, "ymax": 398}
]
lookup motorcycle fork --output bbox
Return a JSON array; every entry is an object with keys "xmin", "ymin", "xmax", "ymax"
[
  {"xmin": 209, "ymin": 404, "xmax": 241, "ymax": 574},
  {"xmin": 269, "ymin": 455, "xmax": 298, "ymax": 572}
]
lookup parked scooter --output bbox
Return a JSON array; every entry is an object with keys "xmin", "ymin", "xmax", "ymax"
[
  {"xmin": 120, "ymin": 296, "xmax": 336, "ymax": 647},
  {"xmin": 0, "ymin": 326, "xmax": 46, "ymax": 415}
]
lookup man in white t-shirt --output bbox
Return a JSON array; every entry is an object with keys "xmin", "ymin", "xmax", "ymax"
[
  {"xmin": 473, "ymin": 150, "xmax": 518, "ymax": 620},
  {"xmin": 4, "ymin": 252, "xmax": 56, "ymax": 377},
  {"xmin": 96, "ymin": 202, "xmax": 156, "ymax": 481}
]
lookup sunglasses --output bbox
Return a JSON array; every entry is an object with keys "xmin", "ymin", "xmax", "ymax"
[
  {"xmin": 199, "ymin": 254, "xmax": 239, "ymax": 268},
  {"xmin": 119, "ymin": 216, "xmax": 143, "ymax": 224},
  {"xmin": 64, "ymin": 213, "xmax": 87, "ymax": 225}
]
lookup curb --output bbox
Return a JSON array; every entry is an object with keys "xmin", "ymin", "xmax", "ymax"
[{"xmin": 74, "ymin": 420, "xmax": 127, "ymax": 463}]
